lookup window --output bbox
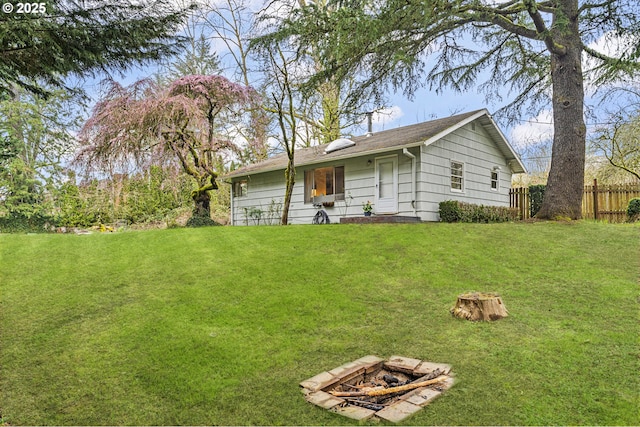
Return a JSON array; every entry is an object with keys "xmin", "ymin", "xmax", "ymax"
[
  {"xmin": 490, "ymin": 170, "xmax": 499, "ymax": 191},
  {"xmin": 304, "ymin": 166, "xmax": 345, "ymax": 203},
  {"xmin": 233, "ymin": 179, "xmax": 248, "ymax": 197},
  {"xmin": 450, "ymin": 161, "xmax": 464, "ymax": 192}
]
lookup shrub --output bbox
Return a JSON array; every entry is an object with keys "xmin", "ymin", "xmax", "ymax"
[
  {"xmin": 529, "ymin": 184, "xmax": 546, "ymax": 217},
  {"xmin": 243, "ymin": 206, "xmax": 264, "ymax": 225},
  {"xmin": 0, "ymin": 213, "xmax": 56, "ymax": 233},
  {"xmin": 627, "ymin": 198, "xmax": 640, "ymax": 222},
  {"xmin": 439, "ymin": 200, "xmax": 462, "ymax": 222},
  {"xmin": 55, "ymin": 181, "xmax": 99, "ymax": 227},
  {"xmin": 185, "ymin": 216, "xmax": 220, "ymax": 228},
  {"xmin": 439, "ymin": 200, "xmax": 519, "ymax": 223}
]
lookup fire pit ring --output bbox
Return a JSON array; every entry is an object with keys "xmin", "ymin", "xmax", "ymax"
[{"xmin": 300, "ymin": 355, "xmax": 454, "ymax": 423}]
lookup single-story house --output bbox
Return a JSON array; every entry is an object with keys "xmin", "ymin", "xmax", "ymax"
[{"xmin": 225, "ymin": 109, "xmax": 526, "ymax": 225}]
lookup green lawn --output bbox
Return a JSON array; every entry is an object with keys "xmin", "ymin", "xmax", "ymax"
[{"xmin": 1, "ymin": 222, "xmax": 638, "ymax": 425}]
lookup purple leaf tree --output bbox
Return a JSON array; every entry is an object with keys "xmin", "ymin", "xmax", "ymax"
[{"xmin": 77, "ymin": 75, "xmax": 267, "ymax": 221}]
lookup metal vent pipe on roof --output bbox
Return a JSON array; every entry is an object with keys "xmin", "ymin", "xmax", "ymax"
[{"xmin": 366, "ymin": 112, "xmax": 373, "ymax": 136}]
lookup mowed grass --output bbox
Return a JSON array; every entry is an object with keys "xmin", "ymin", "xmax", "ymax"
[{"xmin": 0, "ymin": 222, "xmax": 638, "ymax": 425}]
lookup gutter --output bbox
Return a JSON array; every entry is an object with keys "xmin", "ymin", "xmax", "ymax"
[
  {"xmin": 229, "ymin": 180, "xmax": 235, "ymax": 226},
  {"xmin": 402, "ymin": 148, "xmax": 418, "ymax": 217}
]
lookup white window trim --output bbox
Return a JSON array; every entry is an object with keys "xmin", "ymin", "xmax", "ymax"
[
  {"xmin": 490, "ymin": 169, "xmax": 500, "ymax": 191},
  {"xmin": 304, "ymin": 165, "xmax": 346, "ymax": 204},
  {"xmin": 233, "ymin": 179, "xmax": 248, "ymax": 197},
  {"xmin": 450, "ymin": 160, "xmax": 465, "ymax": 193}
]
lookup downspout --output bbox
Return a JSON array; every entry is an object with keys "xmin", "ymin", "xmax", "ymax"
[
  {"xmin": 229, "ymin": 180, "xmax": 235, "ymax": 226},
  {"xmin": 402, "ymin": 148, "xmax": 417, "ymax": 217}
]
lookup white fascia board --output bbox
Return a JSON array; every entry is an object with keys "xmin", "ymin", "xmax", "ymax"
[
  {"xmin": 481, "ymin": 113, "xmax": 528, "ymax": 174},
  {"xmin": 421, "ymin": 108, "xmax": 527, "ymax": 174},
  {"xmin": 311, "ymin": 144, "xmax": 424, "ymax": 164},
  {"xmin": 422, "ymin": 109, "xmax": 489, "ymax": 148},
  {"xmin": 231, "ymin": 144, "xmax": 425, "ymax": 178}
]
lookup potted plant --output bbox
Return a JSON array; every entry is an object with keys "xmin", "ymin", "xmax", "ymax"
[{"xmin": 362, "ymin": 201, "xmax": 373, "ymax": 216}]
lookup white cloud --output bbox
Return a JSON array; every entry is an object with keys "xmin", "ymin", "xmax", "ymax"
[
  {"xmin": 587, "ymin": 31, "xmax": 638, "ymax": 60},
  {"xmin": 266, "ymin": 136, "xmax": 281, "ymax": 151},
  {"xmin": 510, "ymin": 110, "xmax": 554, "ymax": 150},
  {"xmin": 583, "ymin": 31, "xmax": 640, "ymax": 95}
]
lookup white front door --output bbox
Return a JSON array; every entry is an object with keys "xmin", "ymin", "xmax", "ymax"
[{"xmin": 375, "ymin": 156, "xmax": 398, "ymax": 214}]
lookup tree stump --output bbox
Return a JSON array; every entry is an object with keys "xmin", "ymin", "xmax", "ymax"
[{"xmin": 450, "ymin": 292, "xmax": 508, "ymax": 321}]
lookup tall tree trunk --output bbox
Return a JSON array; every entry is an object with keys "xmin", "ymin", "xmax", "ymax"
[
  {"xmin": 281, "ymin": 157, "xmax": 295, "ymax": 225},
  {"xmin": 192, "ymin": 189, "xmax": 211, "ymax": 218},
  {"xmin": 319, "ymin": 81, "xmax": 341, "ymax": 144},
  {"xmin": 536, "ymin": 1, "xmax": 586, "ymax": 219},
  {"xmin": 191, "ymin": 173, "xmax": 218, "ymax": 219}
]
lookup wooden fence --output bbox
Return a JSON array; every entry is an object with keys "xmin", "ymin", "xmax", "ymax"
[
  {"xmin": 509, "ymin": 180, "xmax": 640, "ymax": 222},
  {"xmin": 509, "ymin": 187, "xmax": 531, "ymax": 220}
]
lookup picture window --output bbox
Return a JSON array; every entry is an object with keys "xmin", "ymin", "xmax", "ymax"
[{"xmin": 304, "ymin": 166, "xmax": 345, "ymax": 203}]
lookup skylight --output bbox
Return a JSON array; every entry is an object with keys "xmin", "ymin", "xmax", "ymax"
[{"xmin": 324, "ymin": 138, "xmax": 355, "ymax": 154}]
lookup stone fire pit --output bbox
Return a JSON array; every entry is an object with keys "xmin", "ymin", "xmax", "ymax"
[{"xmin": 300, "ymin": 355, "xmax": 454, "ymax": 423}]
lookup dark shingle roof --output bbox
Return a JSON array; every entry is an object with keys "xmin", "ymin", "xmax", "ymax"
[{"xmin": 225, "ymin": 109, "xmax": 524, "ymax": 178}]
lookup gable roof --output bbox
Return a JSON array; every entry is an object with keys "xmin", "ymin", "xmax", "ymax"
[{"xmin": 225, "ymin": 109, "xmax": 525, "ymax": 179}]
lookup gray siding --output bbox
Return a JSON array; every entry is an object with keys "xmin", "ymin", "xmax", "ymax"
[
  {"xmin": 417, "ymin": 123, "xmax": 512, "ymax": 221},
  {"xmin": 231, "ymin": 149, "xmax": 417, "ymax": 225},
  {"xmin": 231, "ymin": 170, "xmax": 285, "ymax": 225},
  {"xmin": 231, "ymin": 122, "xmax": 514, "ymax": 225}
]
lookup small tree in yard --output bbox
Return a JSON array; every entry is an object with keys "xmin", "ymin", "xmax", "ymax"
[
  {"xmin": 77, "ymin": 75, "xmax": 266, "ymax": 222},
  {"xmin": 590, "ymin": 88, "xmax": 640, "ymax": 182},
  {"xmin": 261, "ymin": 45, "xmax": 302, "ymax": 225}
]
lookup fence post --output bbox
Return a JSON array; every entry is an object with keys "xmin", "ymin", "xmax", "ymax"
[
  {"xmin": 592, "ymin": 179, "xmax": 599, "ymax": 220},
  {"xmin": 519, "ymin": 188, "xmax": 527, "ymax": 219}
]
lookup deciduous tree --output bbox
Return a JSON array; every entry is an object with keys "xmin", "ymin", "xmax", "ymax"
[
  {"xmin": 264, "ymin": 45, "xmax": 301, "ymax": 225},
  {"xmin": 254, "ymin": 0, "xmax": 381, "ymax": 145},
  {"xmin": 0, "ymin": 86, "xmax": 79, "ymax": 181},
  {"xmin": 0, "ymin": 85, "xmax": 80, "ymax": 225},
  {"xmin": 590, "ymin": 87, "xmax": 640, "ymax": 182},
  {"xmin": 76, "ymin": 75, "xmax": 267, "ymax": 221}
]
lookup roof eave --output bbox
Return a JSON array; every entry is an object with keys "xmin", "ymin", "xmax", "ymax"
[
  {"xmin": 420, "ymin": 109, "xmax": 527, "ymax": 175},
  {"xmin": 479, "ymin": 113, "xmax": 528, "ymax": 174},
  {"xmin": 421, "ymin": 109, "xmax": 489, "ymax": 148},
  {"xmin": 224, "ymin": 141, "xmax": 426, "ymax": 179},
  {"xmin": 224, "ymin": 108, "xmax": 528, "ymax": 178}
]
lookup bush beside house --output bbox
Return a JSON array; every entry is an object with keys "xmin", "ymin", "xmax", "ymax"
[
  {"xmin": 439, "ymin": 200, "xmax": 519, "ymax": 223},
  {"xmin": 627, "ymin": 198, "xmax": 640, "ymax": 222}
]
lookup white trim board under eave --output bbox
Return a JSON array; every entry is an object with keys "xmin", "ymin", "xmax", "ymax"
[{"xmin": 421, "ymin": 109, "xmax": 489, "ymax": 149}]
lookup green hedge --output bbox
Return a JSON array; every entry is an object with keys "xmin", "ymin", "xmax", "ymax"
[
  {"xmin": 439, "ymin": 200, "xmax": 519, "ymax": 223},
  {"xmin": 0, "ymin": 213, "xmax": 56, "ymax": 233},
  {"xmin": 529, "ymin": 184, "xmax": 546, "ymax": 217},
  {"xmin": 627, "ymin": 198, "xmax": 640, "ymax": 222}
]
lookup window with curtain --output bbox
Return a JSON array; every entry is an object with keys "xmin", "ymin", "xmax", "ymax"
[{"xmin": 304, "ymin": 166, "xmax": 345, "ymax": 203}]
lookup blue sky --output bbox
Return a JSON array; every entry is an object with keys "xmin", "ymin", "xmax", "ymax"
[
  {"xmin": 73, "ymin": 62, "xmax": 561, "ymax": 180},
  {"xmin": 74, "ymin": 0, "xmax": 637, "ymax": 176}
]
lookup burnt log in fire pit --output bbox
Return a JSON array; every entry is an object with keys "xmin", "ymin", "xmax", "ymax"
[{"xmin": 299, "ymin": 355, "xmax": 454, "ymax": 423}]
